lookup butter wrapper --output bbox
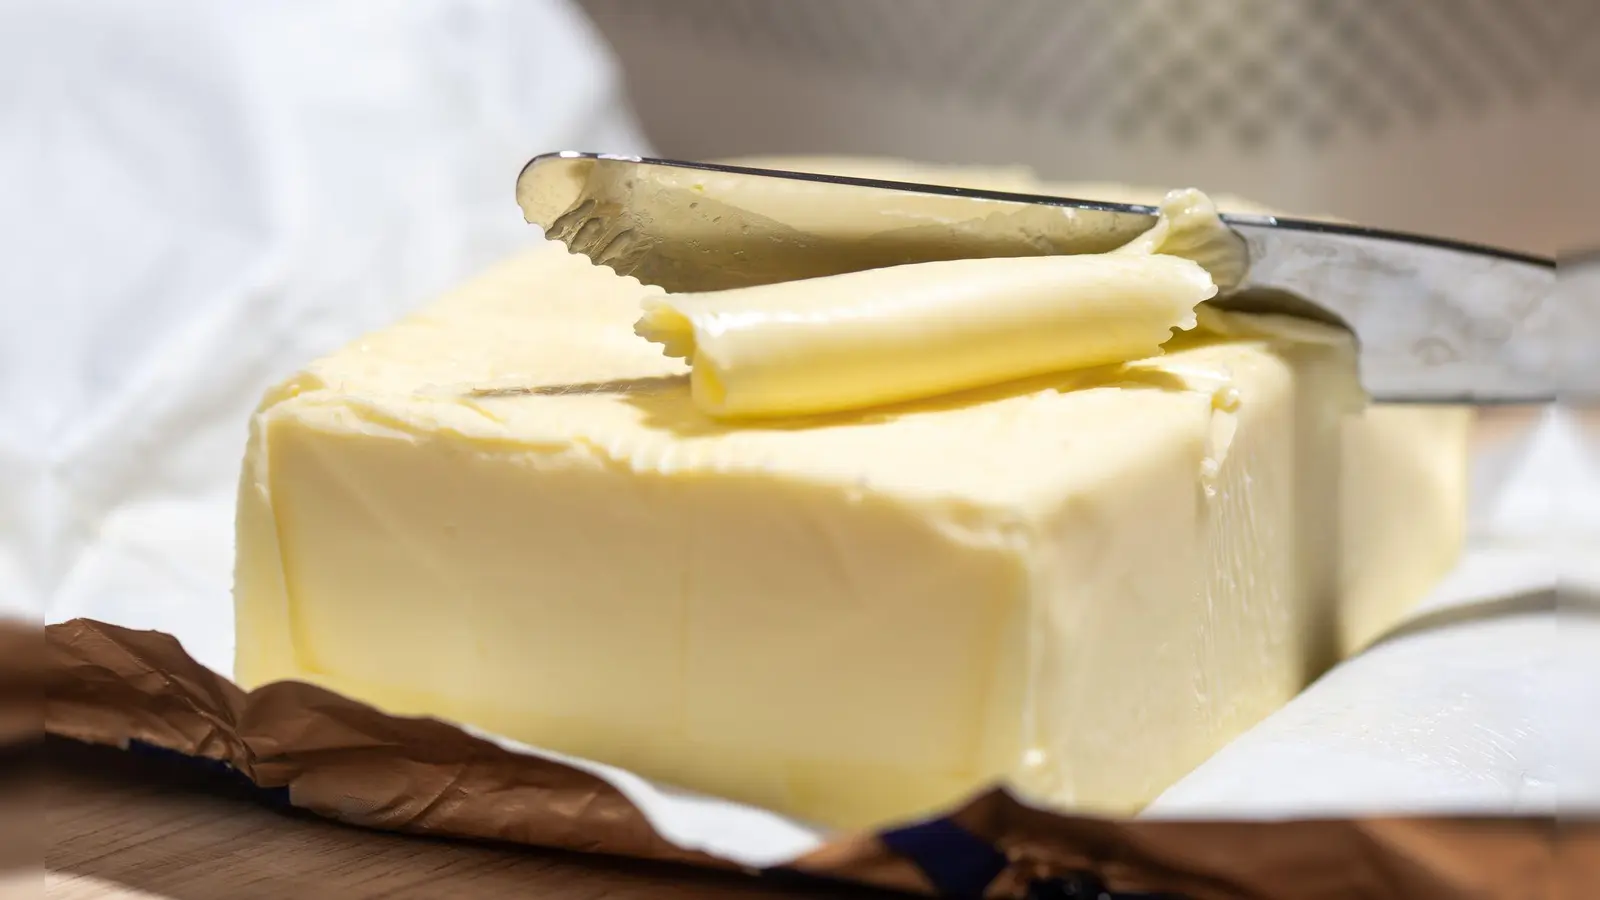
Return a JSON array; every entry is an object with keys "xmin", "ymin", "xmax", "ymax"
[{"xmin": 33, "ymin": 618, "xmax": 1589, "ymax": 900}]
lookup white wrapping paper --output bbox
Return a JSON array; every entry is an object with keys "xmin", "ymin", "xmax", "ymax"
[
  {"xmin": 15, "ymin": 1, "xmax": 1595, "ymax": 865},
  {"xmin": 8, "ymin": 0, "xmax": 649, "ymax": 646}
]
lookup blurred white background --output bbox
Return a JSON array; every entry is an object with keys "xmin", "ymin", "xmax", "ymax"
[{"xmin": 580, "ymin": 0, "xmax": 1597, "ymax": 256}]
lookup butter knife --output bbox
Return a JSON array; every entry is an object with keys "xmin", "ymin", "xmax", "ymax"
[{"xmin": 516, "ymin": 152, "xmax": 1559, "ymax": 404}]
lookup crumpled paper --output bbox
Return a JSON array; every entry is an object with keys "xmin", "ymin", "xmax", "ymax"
[{"xmin": 33, "ymin": 618, "xmax": 1586, "ymax": 899}]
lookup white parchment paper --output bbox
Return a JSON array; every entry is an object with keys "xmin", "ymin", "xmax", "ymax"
[{"xmin": 8, "ymin": 0, "xmax": 648, "ymax": 645}]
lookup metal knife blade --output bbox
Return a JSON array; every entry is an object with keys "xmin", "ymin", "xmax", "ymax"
[{"xmin": 517, "ymin": 152, "xmax": 1559, "ymax": 404}]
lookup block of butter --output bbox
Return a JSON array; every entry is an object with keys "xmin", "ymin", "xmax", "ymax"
[
  {"xmin": 237, "ymin": 230, "xmax": 1375, "ymax": 828},
  {"xmin": 235, "ymin": 162, "xmax": 1473, "ymax": 829}
]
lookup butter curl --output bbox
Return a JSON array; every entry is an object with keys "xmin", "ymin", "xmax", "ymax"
[{"xmin": 637, "ymin": 253, "xmax": 1216, "ymax": 419}]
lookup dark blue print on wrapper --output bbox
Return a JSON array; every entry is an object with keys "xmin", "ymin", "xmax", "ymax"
[{"xmin": 126, "ymin": 739, "xmax": 292, "ymax": 809}]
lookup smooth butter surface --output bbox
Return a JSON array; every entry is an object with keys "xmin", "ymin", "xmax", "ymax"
[{"xmin": 236, "ymin": 237, "xmax": 1363, "ymax": 828}]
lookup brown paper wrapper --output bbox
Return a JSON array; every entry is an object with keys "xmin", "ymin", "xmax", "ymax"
[{"xmin": 26, "ymin": 618, "xmax": 1593, "ymax": 899}]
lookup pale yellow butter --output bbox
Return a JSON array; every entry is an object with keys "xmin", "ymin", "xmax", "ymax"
[
  {"xmin": 1338, "ymin": 404, "xmax": 1474, "ymax": 654},
  {"xmin": 235, "ymin": 237, "xmax": 1361, "ymax": 828},
  {"xmin": 233, "ymin": 159, "xmax": 1471, "ymax": 829},
  {"xmin": 637, "ymin": 253, "xmax": 1213, "ymax": 419}
]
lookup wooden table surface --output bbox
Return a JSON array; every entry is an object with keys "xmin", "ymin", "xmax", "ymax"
[{"xmin": 40, "ymin": 739, "xmax": 893, "ymax": 900}]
